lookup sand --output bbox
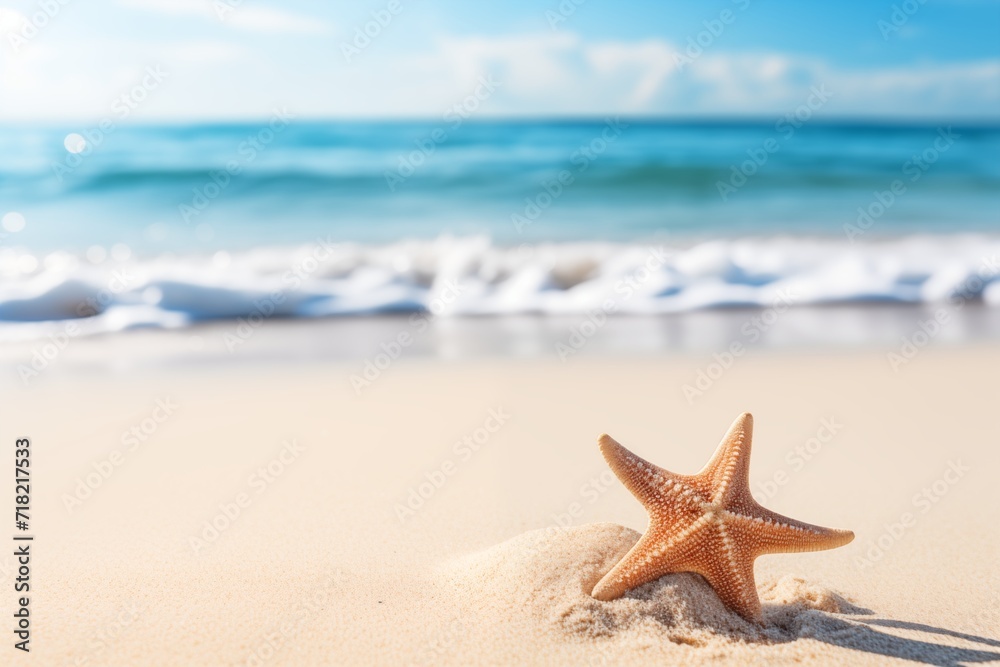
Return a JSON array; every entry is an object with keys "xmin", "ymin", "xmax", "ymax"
[{"xmin": 3, "ymin": 338, "xmax": 1000, "ymax": 665}]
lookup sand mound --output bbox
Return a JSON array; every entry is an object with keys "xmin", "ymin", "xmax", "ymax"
[{"xmin": 446, "ymin": 523, "xmax": 865, "ymax": 648}]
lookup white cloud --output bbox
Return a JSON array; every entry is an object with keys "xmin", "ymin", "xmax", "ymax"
[
  {"xmin": 436, "ymin": 33, "xmax": 581, "ymax": 94},
  {"xmin": 687, "ymin": 53, "xmax": 806, "ymax": 108},
  {"xmin": 223, "ymin": 7, "xmax": 328, "ymax": 34},
  {"xmin": 0, "ymin": 8, "xmax": 28, "ymax": 34},
  {"xmin": 118, "ymin": 0, "xmax": 329, "ymax": 34},
  {"xmin": 422, "ymin": 33, "xmax": 677, "ymax": 112},
  {"xmin": 400, "ymin": 34, "xmax": 1000, "ymax": 118},
  {"xmin": 2, "ymin": 23, "xmax": 998, "ymax": 121},
  {"xmin": 585, "ymin": 40, "xmax": 677, "ymax": 106},
  {"xmin": 159, "ymin": 40, "xmax": 246, "ymax": 64},
  {"xmin": 685, "ymin": 51, "xmax": 1000, "ymax": 114},
  {"xmin": 839, "ymin": 59, "xmax": 1000, "ymax": 97},
  {"xmin": 118, "ymin": 0, "xmax": 212, "ymax": 19}
]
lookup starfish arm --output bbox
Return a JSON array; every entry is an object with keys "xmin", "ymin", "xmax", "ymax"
[
  {"xmin": 591, "ymin": 530, "xmax": 667, "ymax": 601},
  {"xmin": 598, "ymin": 434, "xmax": 692, "ymax": 510},
  {"xmin": 592, "ymin": 514, "xmax": 768, "ymax": 620},
  {"xmin": 698, "ymin": 412, "xmax": 754, "ymax": 504},
  {"xmin": 732, "ymin": 506, "xmax": 855, "ymax": 555},
  {"xmin": 591, "ymin": 515, "xmax": 712, "ymax": 601},
  {"xmin": 696, "ymin": 525, "xmax": 762, "ymax": 622},
  {"xmin": 698, "ymin": 558, "xmax": 761, "ymax": 622}
]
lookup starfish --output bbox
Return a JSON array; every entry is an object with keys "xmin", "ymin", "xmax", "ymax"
[{"xmin": 591, "ymin": 412, "xmax": 854, "ymax": 622}]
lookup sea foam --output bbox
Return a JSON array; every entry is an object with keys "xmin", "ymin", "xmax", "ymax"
[{"xmin": 0, "ymin": 235, "xmax": 997, "ymax": 341}]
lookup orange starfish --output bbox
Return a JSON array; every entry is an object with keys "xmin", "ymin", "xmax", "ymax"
[{"xmin": 591, "ymin": 412, "xmax": 854, "ymax": 621}]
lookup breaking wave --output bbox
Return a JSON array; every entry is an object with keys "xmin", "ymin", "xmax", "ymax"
[{"xmin": 1, "ymin": 234, "xmax": 998, "ymax": 341}]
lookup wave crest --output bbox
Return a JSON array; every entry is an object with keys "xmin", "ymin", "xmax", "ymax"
[{"xmin": 0, "ymin": 235, "xmax": 998, "ymax": 340}]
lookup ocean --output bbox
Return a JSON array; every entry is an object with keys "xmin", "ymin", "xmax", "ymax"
[{"xmin": 1, "ymin": 120, "xmax": 999, "ymax": 339}]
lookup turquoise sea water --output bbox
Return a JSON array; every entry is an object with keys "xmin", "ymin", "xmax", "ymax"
[
  {"xmin": 1, "ymin": 120, "xmax": 999, "ymax": 338},
  {"xmin": 1, "ymin": 120, "xmax": 998, "ymax": 252}
]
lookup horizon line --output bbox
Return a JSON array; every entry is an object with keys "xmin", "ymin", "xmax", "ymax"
[{"xmin": 3, "ymin": 114, "xmax": 999, "ymax": 129}]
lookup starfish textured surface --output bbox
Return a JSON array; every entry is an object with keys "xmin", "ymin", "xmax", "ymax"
[{"xmin": 591, "ymin": 412, "xmax": 854, "ymax": 622}]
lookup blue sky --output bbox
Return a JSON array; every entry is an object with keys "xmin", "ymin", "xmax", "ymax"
[{"xmin": 1, "ymin": 0, "xmax": 997, "ymax": 121}]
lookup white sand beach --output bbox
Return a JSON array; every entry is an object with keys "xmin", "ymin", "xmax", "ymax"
[{"xmin": 4, "ymin": 337, "xmax": 999, "ymax": 665}]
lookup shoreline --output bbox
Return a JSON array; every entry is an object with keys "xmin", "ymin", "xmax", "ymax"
[{"xmin": 2, "ymin": 303, "xmax": 999, "ymax": 383}]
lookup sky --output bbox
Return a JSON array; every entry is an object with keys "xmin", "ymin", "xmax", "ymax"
[{"xmin": 0, "ymin": 0, "xmax": 998, "ymax": 122}]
